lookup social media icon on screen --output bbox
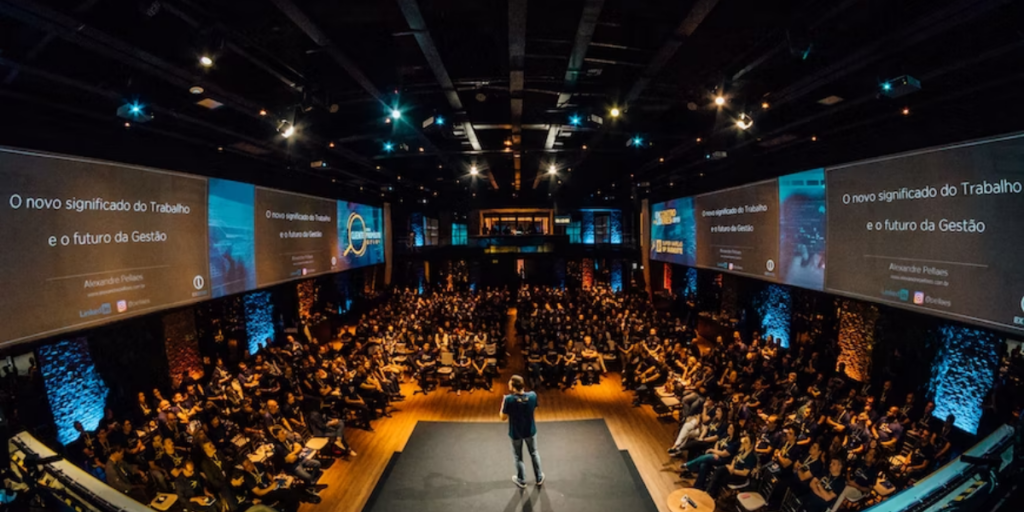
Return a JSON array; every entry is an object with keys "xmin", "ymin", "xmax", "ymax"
[
  {"xmin": 100, "ymin": 303, "xmax": 111, "ymax": 315},
  {"xmin": 899, "ymin": 289, "xmax": 909, "ymax": 301},
  {"xmin": 728, "ymin": 263, "xmax": 734, "ymax": 270},
  {"xmin": 116, "ymin": 300, "xmax": 127, "ymax": 313},
  {"xmin": 766, "ymin": 259, "xmax": 775, "ymax": 272},
  {"xmin": 913, "ymin": 292, "xmax": 925, "ymax": 305},
  {"xmin": 302, "ymin": 268, "xmax": 308, "ymax": 276}
]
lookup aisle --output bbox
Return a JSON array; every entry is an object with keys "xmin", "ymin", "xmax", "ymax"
[{"xmin": 304, "ymin": 308, "xmax": 681, "ymax": 512}]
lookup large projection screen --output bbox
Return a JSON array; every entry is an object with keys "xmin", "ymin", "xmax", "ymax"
[
  {"xmin": 825, "ymin": 134, "xmax": 1024, "ymax": 333},
  {"xmin": 0, "ymin": 148, "xmax": 211, "ymax": 346}
]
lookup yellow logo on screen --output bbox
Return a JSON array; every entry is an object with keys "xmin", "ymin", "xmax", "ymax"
[
  {"xmin": 344, "ymin": 212, "xmax": 368, "ymax": 256},
  {"xmin": 654, "ymin": 209, "xmax": 678, "ymax": 226}
]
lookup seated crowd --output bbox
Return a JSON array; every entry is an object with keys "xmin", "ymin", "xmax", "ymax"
[
  {"xmin": 61, "ymin": 287, "xmax": 510, "ymax": 511},
  {"xmin": 514, "ymin": 285, "xmax": 965, "ymax": 512},
  {"xmin": 51, "ymin": 283, "xmax": 1013, "ymax": 512}
]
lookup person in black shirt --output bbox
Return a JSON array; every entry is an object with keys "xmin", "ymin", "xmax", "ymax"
[
  {"xmin": 174, "ymin": 460, "xmax": 216, "ymax": 512},
  {"xmin": 802, "ymin": 458, "xmax": 846, "ymax": 512},
  {"xmin": 232, "ymin": 458, "xmax": 307, "ymax": 512},
  {"xmin": 540, "ymin": 341, "xmax": 562, "ymax": 389},
  {"xmin": 705, "ymin": 434, "xmax": 756, "ymax": 498},
  {"xmin": 499, "ymin": 375, "xmax": 544, "ymax": 488},
  {"xmin": 832, "ymin": 447, "xmax": 880, "ymax": 512},
  {"xmin": 414, "ymin": 343, "xmax": 437, "ymax": 394},
  {"xmin": 472, "ymin": 341, "xmax": 492, "ymax": 391},
  {"xmin": 453, "ymin": 344, "xmax": 473, "ymax": 395},
  {"xmin": 792, "ymin": 441, "xmax": 825, "ymax": 497}
]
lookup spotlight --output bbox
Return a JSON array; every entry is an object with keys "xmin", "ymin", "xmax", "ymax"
[
  {"xmin": 199, "ymin": 55, "xmax": 213, "ymax": 67},
  {"xmin": 329, "ymin": 142, "xmax": 335, "ymax": 148},
  {"xmin": 630, "ymin": 135, "xmax": 643, "ymax": 147},
  {"xmin": 189, "ymin": 86, "xmax": 204, "ymax": 95},
  {"xmin": 548, "ymin": 165, "xmax": 557, "ymax": 175},
  {"xmin": 385, "ymin": 117, "xmax": 392, "ymax": 124},
  {"xmin": 277, "ymin": 120, "xmax": 295, "ymax": 138},
  {"xmin": 124, "ymin": 122, "xmax": 131, "ymax": 128},
  {"xmin": 582, "ymin": 144, "xmax": 588, "ymax": 150},
  {"xmin": 469, "ymin": 165, "xmax": 479, "ymax": 176},
  {"xmin": 881, "ymin": 82, "xmax": 892, "ymax": 92},
  {"xmin": 902, "ymin": 107, "xmax": 910, "ymax": 116},
  {"xmin": 435, "ymin": 115, "xmax": 445, "ymax": 126},
  {"xmin": 811, "ymin": 135, "xmax": 818, "ymax": 142},
  {"xmin": 696, "ymin": 137, "xmax": 702, "ymax": 143},
  {"xmin": 383, "ymin": 141, "xmax": 395, "ymax": 152},
  {"xmin": 390, "ymin": 109, "xmax": 402, "ymax": 120},
  {"xmin": 259, "ymin": 109, "xmax": 267, "ymax": 116},
  {"xmin": 130, "ymin": 103, "xmax": 142, "ymax": 114},
  {"xmin": 761, "ymin": 101, "xmax": 770, "ymax": 109},
  {"xmin": 736, "ymin": 114, "xmax": 753, "ymax": 130},
  {"xmin": 610, "ymin": 107, "xmax": 621, "ymax": 118},
  {"xmin": 714, "ymin": 95, "xmax": 725, "ymax": 106},
  {"xmin": 569, "ymin": 114, "xmax": 582, "ymax": 126}
]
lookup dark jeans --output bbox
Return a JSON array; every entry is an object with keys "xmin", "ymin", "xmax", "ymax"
[{"xmin": 511, "ymin": 435, "xmax": 544, "ymax": 484}]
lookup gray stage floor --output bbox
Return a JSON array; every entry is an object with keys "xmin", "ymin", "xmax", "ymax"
[{"xmin": 362, "ymin": 419, "xmax": 659, "ymax": 512}]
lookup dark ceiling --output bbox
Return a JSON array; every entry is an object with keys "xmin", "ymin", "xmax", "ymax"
[{"xmin": 1, "ymin": 0, "xmax": 1022, "ymax": 210}]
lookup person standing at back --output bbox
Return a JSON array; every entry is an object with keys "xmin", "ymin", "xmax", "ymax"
[{"xmin": 499, "ymin": 375, "xmax": 545, "ymax": 488}]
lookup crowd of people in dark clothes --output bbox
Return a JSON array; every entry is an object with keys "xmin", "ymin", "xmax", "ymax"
[
  {"xmin": 56, "ymin": 287, "xmax": 510, "ymax": 512},
  {"xmin": 6, "ymin": 283, "xmax": 1024, "ymax": 512},
  {"xmin": 511, "ymin": 285, "xmax": 1020, "ymax": 512}
]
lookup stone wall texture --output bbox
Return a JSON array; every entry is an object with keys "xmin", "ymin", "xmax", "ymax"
[
  {"xmin": 929, "ymin": 324, "xmax": 1001, "ymax": 434},
  {"xmin": 37, "ymin": 338, "xmax": 109, "ymax": 445},
  {"xmin": 163, "ymin": 309, "xmax": 201, "ymax": 387},
  {"xmin": 837, "ymin": 298, "xmax": 878, "ymax": 383}
]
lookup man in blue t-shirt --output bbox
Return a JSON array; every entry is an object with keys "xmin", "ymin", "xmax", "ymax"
[{"xmin": 499, "ymin": 375, "xmax": 545, "ymax": 488}]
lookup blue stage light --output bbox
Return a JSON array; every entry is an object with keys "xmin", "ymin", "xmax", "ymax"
[
  {"xmin": 569, "ymin": 114, "xmax": 582, "ymax": 126},
  {"xmin": 391, "ymin": 109, "xmax": 402, "ymax": 120},
  {"xmin": 881, "ymin": 82, "xmax": 892, "ymax": 91},
  {"xmin": 383, "ymin": 141, "xmax": 395, "ymax": 152},
  {"xmin": 631, "ymin": 136, "xmax": 643, "ymax": 147},
  {"xmin": 435, "ymin": 115, "xmax": 445, "ymax": 126}
]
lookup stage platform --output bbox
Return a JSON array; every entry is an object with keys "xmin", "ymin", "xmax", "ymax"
[{"xmin": 361, "ymin": 419, "xmax": 659, "ymax": 512}]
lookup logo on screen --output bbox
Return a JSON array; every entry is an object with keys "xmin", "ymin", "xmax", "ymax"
[
  {"xmin": 193, "ymin": 275, "xmax": 205, "ymax": 290},
  {"xmin": 728, "ymin": 263, "xmax": 734, "ymax": 270},
  {"xmin": 301, "ymin": 268, "xmax": 308, "ymax": 276},
  {"xmin": 655, "ymin": 240, "xmax": 663, "ymax": 253},
  {"xmin": 898, "ymin": 289, "xmax": 909, "ymax": 301},
  {"xmin": 116, "ymin": 300, "xmax": 128, "ymax": 313},
  {"xmin": 913, "ymin": 292, "xmax": 925, "ymax": 305},
  {"xmin": 1020, "ymin": 296, "xmax": 1024, "ymax": 313},
  {"xmin": 766, "ymin": 259, "xmax": 775, "ymax": 272},
  {"xmin": 344, "ymin": 212, "xmax": 369, "ymax": 257},
  {"xmin": 100, "ymin": 303, "xmax": 111, "ymax": 315}
]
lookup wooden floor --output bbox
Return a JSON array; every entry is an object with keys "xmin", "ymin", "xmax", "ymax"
[{"xmin": 306, "ymin": 309, "xmax": 681, "ymax": 512}]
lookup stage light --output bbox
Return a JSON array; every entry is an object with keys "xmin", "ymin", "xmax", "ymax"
[
  {"xmin": 610, "ymin": 107, "xmax": 621, "ymax": 118},
  {"xmin": 419, "ymin": 147, "xmax": 424, "ymax": 152},
  {"xmin": 390, "ymin": 109, "xmax": 402, "ymax": 120},
  {"xmin": 329, "ymin": 142, "xmax": 335, "ymax": 148},
  {"xmin": 736, "ymin": 114, "xmax": 753, "ymax": 130},
  {"xmin": 199, "ymin": 55, "xmax": 213, "ymax": 67},
  {"xmin": 582, "ymin": 144, "xmax": 588, "ymax": 150},
  {"xmin": 548, "ymin": 165, "xmax": 557, "ymax": 175},
  {"xmin": 259, "ymin": 109, "xmax": 267, "ymax": 116},
  {"xmin": 761, "ymin": 101, "xmax": 770, "ymax": 109},
  {"xmin": 630, "ymin": 135, "xmax": 643, "ymax": 147},
  {"xmin": 383, "ymin": 141, "xmax": 395, "ymax": 152},
  {"xmin": 696, "ymin": 137, "xmax": 702, "ymax": 143},
  {"xmin": 882, "ymin": 82, "xmax": 892, "ymax": 92},
  {"xmin": 470, "ymin": 165, "xmax": 479, "ymax": 176},
  {"xmin": 124, "ymin": 122, "xmax": 131, "ymax": 128},
  {"xmin": 902, "ymin": 107, "xmax": 910, "ymax": 115},
  {"xmin": 435, "ymin": 115, "xmax": 445, "ymax": 126},
  {"xmin": 811, "ymin": 135, "xmax": 818, "ymax": 142},
  {"xmin": 569, "ymin": 114, "xmax": 582, "ymax": 126},
  {"xmin": 659, "ymin": 157, "xmax": 665, "ymax": 163},
  {"xmin": 714, "ymin": 95, "xmax": 725, "ymax": 106},
  {"xmin": 130, "ymin": 103, "xmax": 142, "ymax": 114},
  {"xmin": 189, "ymin": 86, "xmax": 204, "ymax": 95},
  {"xmin": 277, "ymin": 120, "xmax": 295, "ymax": 138}
]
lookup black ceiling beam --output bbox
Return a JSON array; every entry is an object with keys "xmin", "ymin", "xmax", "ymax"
[
  {"xmin": 537, "ymin": 0, "xmax": 604, "ymax": 190},
  {"xmin": 623, "ymin": 0, "xmax": 720, "ymax": 106},
  {"xmin": 508, "ymin": 0, "xmax": 528, "ymax": 191},
  {"xmin": 395, "ymin": 0, "xmax": 492, "ymax": 190},
  {"xmin": 1, "ymin": 0, "xmax": 98, "ymax": 85},
  {"xmin": 270, "ymin": 0, "xmax": 461, "ymax": 189}
]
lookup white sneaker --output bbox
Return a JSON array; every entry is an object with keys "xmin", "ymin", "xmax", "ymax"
[{"xmin": 512, "ymin": 476, "xmax": 527, "ymax": 489}]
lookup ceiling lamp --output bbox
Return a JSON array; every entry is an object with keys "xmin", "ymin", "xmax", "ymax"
[
  {"xmin": 469, "ymin": 165, "xmax": 479, "ymax": 176},
  {"xmin": 610, "ymin": 107, "xmax": 621, "ymax": 118},
  {"xmin": 199, "ymin": 55, "xmax": 214, "ymax": 68},
  {"xmin": 277, "ymin": 120, "xmax": 295, "ymax": 138},
  {"xmin": 547, "ymin": 165, "xmax": 557, "ymax": 175},
  {"xmin": 735, "ymin": 114, "xmax": 753, "ymax": 130},
  {"xmin": 714, "ymin": 95, "xmax": 726, "ymax": 106}
]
